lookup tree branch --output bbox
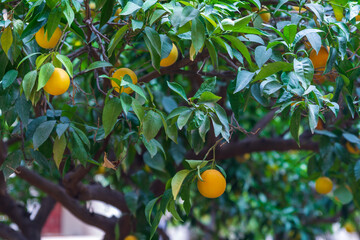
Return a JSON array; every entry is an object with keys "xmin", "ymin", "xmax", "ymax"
[
  {"xmin": 16, "ymin": 166, "xmax": 116, "ymax": 234},
  {"xmin": 187, "ymin": 135, "xmax": 318, "ymax": 160},
  {"xmin": 33, "ymin": 196, "xmax": 56, "ymax": 230},
  {"xmin": 0, "ymin": 222, "xmax": 27, "ymax": 240}
]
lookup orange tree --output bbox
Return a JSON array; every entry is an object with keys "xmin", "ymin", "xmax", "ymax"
[{"xmin": 1, "ymin": 0, "xmax": 360, "ymax": 239}]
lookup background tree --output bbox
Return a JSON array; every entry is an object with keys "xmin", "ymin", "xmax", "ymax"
[{"xmin": 1, "ymin": 0, "xmax": 360, "ymax": 239}]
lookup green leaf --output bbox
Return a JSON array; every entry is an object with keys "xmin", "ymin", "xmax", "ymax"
[
  {"xmin": 255, "ymin": 46, "xmax": 272, "ymax": 68},
  {"xmin": 56, "ymin": 123, "xmax": 69, "ymax": 138},
  {"xmin": 294, "ymin": 58, "xmax": 313, "ymax": 88},
  {"xmin": 171, "ymin": 169, "xmax": 191, "ymax": 200},
  {"xmin": 1, "ymin": 27, "xmax": 13, "ymax": 56},
  {"xmin": 166, "ymin": 123, "xmax": 178, "ymax": 143},
  {"xmin": 254, "ymin": 62, "xmax": 293, "ymax": 81},
  {"xmin": 142, "ymin": 0, "xmax": 157, "ymax": 11},
  {"xmin": 191, "ymin": 17, "xmax": 205, "ymax": 54},
  {"xmin": 234, "ymin": 70, "xmax": 255, "ymax": 93},
  {"xmin": 145, "ymin": 196, "xmax": 160, "ymax": 225},
  {"xmin": 2, "ymin": 70, "xmax": 18, "ymax": 89},
  {"xmin": 167, "ymin": 81, "xmax": 188, "ymax": 102},
  {"xmin": 283, "ymin": 24, "xmax": 297, "ymax": 44},
  {"xmin": 223, "ymin": 35, "xmax": 254, "ymax": 68},
  {"xmin": 120, "ymin": 2, "xmax": 141, "ymax": 15},
  {"xmin": 132, "ymin": 99, "xmax": 145, "ymax": 121},
  {"xmin": 15, "ymin": 95, "xmax": 31, "ymax": 125},
  {"xmin": 290, "ymin": 107, "xmax": 301, "ymax": 145},
  {"xmin": 53, "ymin": 134, "xmax": 66, "ymax": 169},
  {"xmin": 37, "ymin": 63, "xmax": 55, "ymax": 91},
  {"xmin": 70, "ymin": 129, "xmax": 88, "ymax": 165},
  {"xmin": 167, "ymin": 199, "xmax": 183, "ymax": 222},
  {"xmin": 185, "ymin": 159, "xmax": 208, "ymax": 169},
  {"xmin": 64, "ymin": 1, "xmax": 75, "ymax": 26},
  {"xmin": 46, "ymin": 8, "xmax": 62, "ymax": 40},
  {"xmin": 205, "ymin": 39, "xmax": 218, "ymax": 68},
  {"xmin": 354, "ymin": 160, "xmax": 360, "ymax": 181},
  {"xmin": 334, "ymin": 186, "xmax": 353, "ymax": 204},
  {"xmin": 144, "ymin": 35, "xmax": 160, "ymax": 71},
  {"xmin": 198, "ymin": 91, "xmax": 221, "ymax": 104},
  {"xmin": 179, "ymin": 6, "xmax": 200, "ymax": 27},
  {"xmin": 308, "ymin": 104, "xmax": 319, "ymax": 134},
  {"xmin": 193, "ymin": 78, "xmax": 216, "ymax": 99},
  {"xmin": 56, "ymin": 55, "xmax": 73, "ymax": 77},
  {"xmin": 72, "ymin": 126, "xmax": 90, "ymax": 149},
  {"xmin": 102, "ymin": 98, "xmax": 122, "ymax": 137},
  {"xmin": 343, "ymin": 133, "xmax": 360, "ymax": 144},
  {"xmin": 177, "ymin": 109, "xmax": 193, "ymax": 130},
  {"xmin": 0, "ymin": 150, "xmax": 22, "ymax": 180},
  {"xmin": 108, "ymin": 25, "xmax": 128, "ymax": 57},
  {"xmin": 144, "ymin": 27, "xmax": 161, "ymax": 56},
  {"xmin": 100, "ymin": 0, "xmax": 115, "ymax": 26},
  {"xmin": 143, "ymin": 110, "xmax": 162, "ymax": 141},
  {"xmin": 87, "ymin": 61, "xmax": 113, "ymax": 71},
  {"xmin": 33, "ymin": 120, "xmax": 56, "ymax": 149},
  {"xmin": 120, "ymin": 93, "xmax": 132, "ymax": 115},
  {"xmin": 150, "ymin": 210, "xmax": 162, "ymax": 240},
  {"xmin": 22, "ymin": 70, "xmax": 37, "ymax": 100},
  {"xmin": 293, "ymin": 29, "xmax": 323, "ymax": 46}
]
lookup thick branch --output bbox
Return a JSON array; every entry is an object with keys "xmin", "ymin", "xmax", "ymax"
[
  {"xmin": 0, "ymin": 223, "xmax": 27, "ymax": 240},
  {"xmin": 76, "ymin": 183, "xmax": 130, "ymax": 213},
  {"xmin": 16, "ymin": 166, "xmax": 116, "ymax": 233},
  {"xmin": 187, "ymin": 136, "xmax": 318, "ymax": 160},
  {"xmin": 33, "ymin": 196, "xmax": 56, "ymax": 230}
]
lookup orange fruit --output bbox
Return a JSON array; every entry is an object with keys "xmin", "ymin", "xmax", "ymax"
[
  {"xmin": 292, "ymin": 6, "xmax": 307, "ymax": 13},
  {"xmin": 315, "ymin": 177, "xmax": 333, "ymax": 194},
  {"xmin": 315, "ymin": 119, "xmax": 324, "ymax": 130},
  {"xmin": 111, "ymin": 68, "xmax": 138, "ymax": 94},
  {"xmin": 344, "ymin": 222, "xmax": 356, "ymax": 233},
  {"xmin": 356, "ymin": 14, "xmax": 360, "ymax": 21},
  {"xmin": 197, "ymin": 169, "xmax": 226, "ymax": 198},
  {"xmin": 309, "ymin": 46, "xmax": 330, "ymax": 71},
  {"xmin": 124, "ymin": 235, "xmax": 137, "ymax": 240},
  {"xmin": 95, "ymin": 166, "xmax": 106, "ymax": 175},
  {"xmin": 252, "ymin": 7, "xmax": 271, "ymax": 23},
  {"xmin": 236, "ymin": 153, "xmax": 250, "ymax": 163},
  {"xmin": 35, "ymin": 26, "xmax": 62, "ymax": 49},
  {"xmin": 160, "ymin": 43, "xmax": 178, "ymax": 67},
  {"xmin": 43, "ymin": 68, "xmax": 70, "ymax": 96},
  {"xmin": 346, "ymin": 142, "xmax": 360, "ymax": 154}
]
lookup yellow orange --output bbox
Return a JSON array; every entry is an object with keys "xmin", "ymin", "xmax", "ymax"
[
  {"xmin": 124, "ymin": 235, "xmax": 137, "ymax": 240},
  {"xmin": 315, "ymin": 177, "xmax": 333, "ymax": 194},
  {"xmin": 309, "ymin": 46, "xmax": 330, "ymax": 70},
  {"xmin": 111, "ymin": 68, "xmax": 138, "ymax": 94},
  {"xmin": 35, "ymin": 26, "xmax": 62, "ymax": 49},
  {"xmin": 344, "ymin": 222, "xmax": 356, "ymax": 233},
  {"xmin": 43, "ymin": 68, "xmax": 70, "ymax": 96},
  {"xmin": 252, "ymin": 7, "xmax": 271, "ymax": 23},
  {"xmin": 346, "ymin": 142, "xmax": 360, "ymax": 154},
  {"xmin": 160, "ymin": 43, "xmax": 178, "ymax": 67},
  {"xmin": 197, "ymin": 169, "xmax": 226, "ymax": 198}
]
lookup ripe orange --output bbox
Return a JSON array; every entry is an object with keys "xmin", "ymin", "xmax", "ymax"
[
  {"xmin": 315, "ymin": 177, "xmax": 333, "ymax": 194},
  {"xmin": 252, "ymin": 7, "xmax": 271, "ymax": 23},
  {"xmin": 197, "ymin": 169, "xmax": 226, "ymax": 198},
  {"xmin": 346, "ymin": 142, "xmax": 360, "ymax": 154},
  {"xmin": 114, "ymin": 8, "xmax": 122, "ymax": 22},
  {"xmin": 111, "ymin": 68, "xmax": 138, "ymax": 94},
  {"xmin": 315, "ymin": 119, "xmax": 324, "ymax": 130},
  {"xmin": 160, "ymin": 43, "xmax": 178, "ymax": 67},
  {"xmin": 309, "ymin": 46, "xmax": 330, "ymax": 71},
  {"xmin": 344, "ymin": 222, "xmax": 356, "ymax": 233},
  {"xmin": 356, "ymin": 13, "xmax": 360, "ymax": 21},
  {"xmin": 35, "ymin": 26, "xmax": 62, "ymax": 49},
  {"xmin": 236, "ymin": 153, "xmax": 250, "ymax": 163},
  {"xmin": 124, "ymin": 235, "xmax": 137, "ymax": 240},
  {"xmin": 292, "ymin": 6, "xmax": 307, "ymax": 13},
  {"xmin": 43, "ymin": 68, "xmax": 70, "ymax": 96}
]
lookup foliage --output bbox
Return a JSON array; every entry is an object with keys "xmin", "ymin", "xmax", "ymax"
[{"xmin": 1, "ymin": 0, "xmax": 360, "ymax": 239}]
